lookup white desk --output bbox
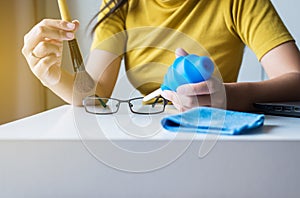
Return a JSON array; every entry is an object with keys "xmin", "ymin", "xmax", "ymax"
[{"xmin": 0, "ymin": 105, "xmax": 300, "ymax": 197}]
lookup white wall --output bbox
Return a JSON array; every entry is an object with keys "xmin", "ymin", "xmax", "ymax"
[
  {"xmin": 65, "ymin": 0, "xmax": 102, "ymax": 60},
  {"xmin": 44, "ymin": 0, "xmax": 101, "ymax": 71}
]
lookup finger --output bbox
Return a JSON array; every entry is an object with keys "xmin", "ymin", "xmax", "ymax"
[
  {"xmin": 161, "ymin": 90, "xmax": 192, "ymax": 109},
  {"xmin": 162, "ymin": 90, "xmax": 211, "ymax": 111},
  {"xmin": 32, "ymin": 40, "xmax": 62, "ymax": 58},
  {"xmin": 161, "ymin": 90, "xmax": 176, "ymax": 103},
  {"xmin": 166, "ymin": 93, "xmax": 211, "ymax": 112},
  {"xmin": 23, "ymin": 19, "xmax": 75, "ymax": 54},
  {"xmin": 172, "ymin": 102, "xmax": 185, "ymax": 112},
  {"xmin": 191, "ymin": 95, "xmax": 211, "ymax": 107},
  {"xmin": 176, "ymin": 81, "xmax": 210, "ymax": 96},
  {"xmin": 44, "ymin": 65, "xmax": 61, "ymax": 85},
  {"xmin": 161, "ymin": 91, "xmax": 186, "ymax": 112},
  {"xmin": 39, "ymin": 18, "xmax": 76, "ymax": 30},
  {"xmin": 175, "ymin": 48, "xmax": 189, "ymax": 58},
  {"xmin": 179, "ymin": 94, "xmax": 211, "ymax": 108},
  {"xmin": 26, "ymin": 52, "xmax": 41, "ymax": 68},
  {"xmin": 32, "ymin": 54, "xmax": 59, "ymax": 78},
  {"xmin": 161, "ymin": 90, "xmax": 183, "ymax": 107},
  {"xmin": 72, "ymin": 20, "xmax": 80, "ymax": 31},
  {"xmin": 27, "ymin": 41, "xmax": 62, "ymax": 67}
]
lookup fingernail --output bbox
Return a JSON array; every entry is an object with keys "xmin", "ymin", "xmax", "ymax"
[
  {"xmin": 66, "ymin": 32, "xmax": 74, "ymax": 39},
  {"xmin": 66, "ymin": 23, "xmax": 75, "ymax": 29},
  {"xmin": 175, "ymin": 48, "xmax": 188, "ymax": 57}
]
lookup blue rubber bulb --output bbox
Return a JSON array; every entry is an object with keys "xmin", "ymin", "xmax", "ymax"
[{"xmin": 161, "ymin": 54, "xmax": 214, "ymax": 91}]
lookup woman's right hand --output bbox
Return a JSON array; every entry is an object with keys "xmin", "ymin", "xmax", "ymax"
[{"xmin": 22, "ymin": 19, "xmax": 79, "ymax": 86}]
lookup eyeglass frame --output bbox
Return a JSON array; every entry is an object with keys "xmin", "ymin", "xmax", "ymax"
[{"xmin": 82, "ymin": 95, "xmax": 169, "ymax": 115}]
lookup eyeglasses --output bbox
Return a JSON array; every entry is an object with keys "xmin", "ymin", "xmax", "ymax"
[{"xmin": 83, "ymin": 95, "xmax": 168, "ymax": 115}]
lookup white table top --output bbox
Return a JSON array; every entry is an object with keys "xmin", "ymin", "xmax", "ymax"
[{"xmin": 1, "ymin": 105, "xmax": 300, "ymax": 141}]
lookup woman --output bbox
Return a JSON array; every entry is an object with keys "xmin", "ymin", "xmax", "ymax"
[{"xmin": 22, "ymin": 0, "xmax": 300, "ymax": 112}]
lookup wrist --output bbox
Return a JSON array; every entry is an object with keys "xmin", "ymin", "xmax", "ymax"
[{"xmin": 224, "ymin": 82, "xmax": 256, "ymax": 112}]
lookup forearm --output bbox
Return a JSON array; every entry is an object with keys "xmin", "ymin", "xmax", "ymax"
[
  {"xmin": 46, "ymin": 69, "xmax": 95, "ymax": 106},
  {"xmin": 225, "ymin": 72, "xmax": 300, "ymax": 112},
  {"xmin": 46, "ymin": 59, "xmax": 121, "ymax": 106}
]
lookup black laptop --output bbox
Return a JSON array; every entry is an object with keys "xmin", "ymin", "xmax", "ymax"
[{"xmin": 253, "ymin": 101, "xmax": 300, "ymax": 118}]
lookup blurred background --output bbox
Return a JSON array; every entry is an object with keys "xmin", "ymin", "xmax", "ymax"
[
  {"xmin": 0, "ymin": 0, "xmax": 100, "ymax": 124},
  {"xmin": 0, "ymin": 0, "xmax": 300, "ymax": 124}
]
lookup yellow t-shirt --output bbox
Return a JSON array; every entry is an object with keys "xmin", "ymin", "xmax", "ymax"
[{"xmin": 91, "ymin": 0, "xmax": 294, "ymax": 95}]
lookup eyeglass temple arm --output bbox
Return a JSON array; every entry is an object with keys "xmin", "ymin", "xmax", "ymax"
[
  {"xmin": 151, "ymin": 96, "xmax": 168, "ymax": 108},
  {"xmin": 93, "ymin": 95, "xmax": 107, "ymax": 108}
]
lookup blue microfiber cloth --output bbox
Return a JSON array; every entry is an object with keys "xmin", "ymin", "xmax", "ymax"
[{"xmin": 161, "ymin": 107, "xmax": 265, "ymax": 135}]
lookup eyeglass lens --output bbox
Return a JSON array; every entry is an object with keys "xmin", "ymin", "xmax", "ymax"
[
  {"xmin": 129, "ymin": 97, "xmax": 165, "ymax": 114},
  {"xmin": 84, "ymin": 97, "xmax": 165, "ymax": 114},
  {"xmin": 84, "ymin": 98, "xmax": 119, "ymax": 114}
]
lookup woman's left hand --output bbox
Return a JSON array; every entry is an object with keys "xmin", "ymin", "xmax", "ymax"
[{"xmin": 161, "ymin": 48, "xmax": 227, "ymax": 112}]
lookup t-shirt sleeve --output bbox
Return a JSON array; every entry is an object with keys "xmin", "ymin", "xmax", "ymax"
[
  {"xmin": 90, "ymin": 0, "xmax": 127, "ymax": 56},
  {"xmin": 232, "ymin": 0, "xmax": 294, "ymax": 60}
]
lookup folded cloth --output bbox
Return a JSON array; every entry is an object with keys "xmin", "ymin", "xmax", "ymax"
[{"xmin": 161, "ymin": 107, "xmax": 265, "ymax": 135}]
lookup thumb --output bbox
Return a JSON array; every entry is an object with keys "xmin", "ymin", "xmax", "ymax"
[
  {"xmin": 72, "ymin": 20, "xmax": 80, "ymax": 32},
  {"xmin": 175, "ymin": 48, "xmax": 189, "ymax": 58}
]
